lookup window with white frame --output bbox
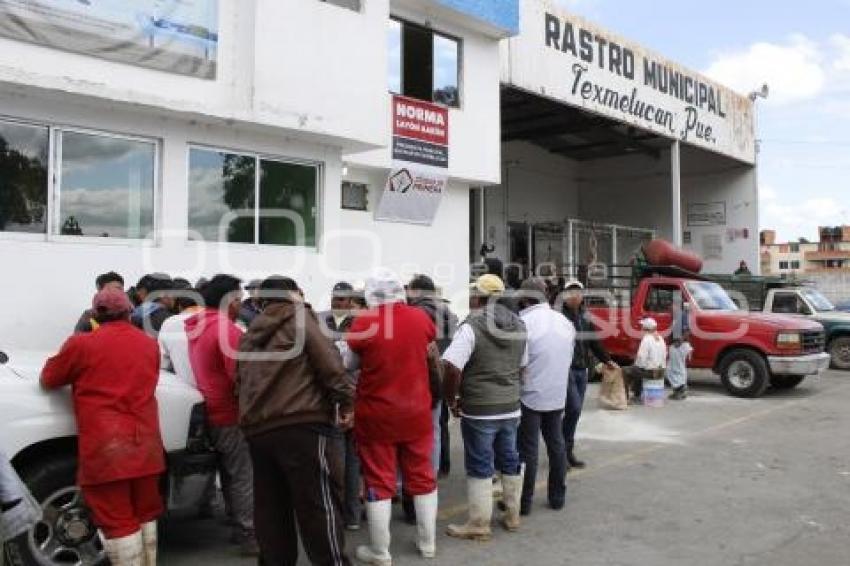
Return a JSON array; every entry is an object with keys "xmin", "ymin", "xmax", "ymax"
[
  {"xmin": 388, "ymin": 18, "xmax": 461, "ymax": 107},
  {"xmin": 0, "ymin": 118, "xmax": 157, "ymax": 240},
  {"xmin": 188, "ymin": 147, "xmax": 319, "ymax": 247}
]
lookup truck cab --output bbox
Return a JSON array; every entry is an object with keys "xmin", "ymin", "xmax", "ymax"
[
  {"xmin": 763, "ymin": 287, "xmax": 850, "ymax": 370},
  {"xmin": 589, "ymin": 274, "xmax": 830, "ymax": 398}
]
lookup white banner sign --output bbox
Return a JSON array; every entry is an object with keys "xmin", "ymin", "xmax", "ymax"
[
  {"xmin": 374, "ymin": 166, "xmax": 446, "ymax": 225},
  {"xmin": 501, "ymin": 0, "xmax": 756, "ymax": 164}
]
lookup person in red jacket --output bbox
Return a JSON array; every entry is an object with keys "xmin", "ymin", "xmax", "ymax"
[
  {"xmin": 345, "ymin": 270, "xmax": 442, "ymax": 565},
  {"xmin": 41, "ymin": 288, "xmax": 164, "ymax": 566},
  {"xmin": 185, "ymin": 274, "xmax": 258, "ymax": 555}
]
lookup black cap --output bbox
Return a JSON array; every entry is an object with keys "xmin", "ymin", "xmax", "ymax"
[
  {"xmin": 408, "ymin": 274, "xmax": 437, "ymax": 292},
  {"xmin": 332, "ymin": 281, "xmax": 354, "ymax": 295}
]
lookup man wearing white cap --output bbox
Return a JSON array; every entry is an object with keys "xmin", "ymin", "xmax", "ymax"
[
  {"xmin": 346, "ymin": 270, "xmax": 442, "ymax": 564},
  {"xmin": 561, "ymin": 280, "xmax": 616, "ymax": 469},
  {"xmin": 442, "ymin": 274, "xmax": 529, "ymax": 541},
  {"xmin": 628, "ymin": 317, "xmax": 668, "ymax": 402}
]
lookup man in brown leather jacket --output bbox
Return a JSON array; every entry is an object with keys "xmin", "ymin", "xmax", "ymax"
[{"xmin": 237, "ymin": 275, "xmax": 355, "ymax": 566}]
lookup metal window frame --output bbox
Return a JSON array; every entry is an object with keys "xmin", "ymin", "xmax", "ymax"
[
  {"xmin": 390, "ymin": 16, "xmax": 463, "ymax": 108},
  {"xmin": 0, "ymin": 116, "xmax": 51, "ymax": 241},
  {"xmin": 187, "ymin": 143, "xmax": 323, "ymax": 250},
  {"xmin": 53, "ymin": 126, "xmax": 160, "ymax": 246}
]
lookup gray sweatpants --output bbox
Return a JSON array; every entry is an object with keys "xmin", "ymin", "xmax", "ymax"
[{"xmin": 210, "ymin": 426, "xmax": 255, "ymax": 536}]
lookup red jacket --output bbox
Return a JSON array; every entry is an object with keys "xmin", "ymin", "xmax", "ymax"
[
  {"xmin": 347, "ymin": 302, "xmax": 436, "ymax": 444},
  {"xmin": 41, "ymin": 321, "xmax": 165, "ymax": 487},
  {"xmin": 186, "ymin": 309, "xmax": 243, "ymax": 427}
]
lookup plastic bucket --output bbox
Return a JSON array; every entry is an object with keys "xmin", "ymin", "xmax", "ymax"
[{"xmin": 642, "ymin": 379, "xmax": 665, "ymax": 408}]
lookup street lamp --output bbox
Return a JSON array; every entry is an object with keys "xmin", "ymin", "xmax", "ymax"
[{"xmin": 749, "ymin": 83, "xmax": 769, "ymax": 276}]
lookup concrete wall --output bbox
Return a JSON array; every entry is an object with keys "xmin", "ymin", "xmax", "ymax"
[
  {"xmin": 347, "ymin": 3, "xmax": 504, "ymax": 184},
  {"xmin": 0, "ymin": 90, "xmax": 470, "ymax": 354},
  {"xmin": 483, "ymin": 141, "xmax": 758, "ymax": 275},
  {"xmin": 0, "ymin": 0, "xmax": 395, "ymax": 151}
]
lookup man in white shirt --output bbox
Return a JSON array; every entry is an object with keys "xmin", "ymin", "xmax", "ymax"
[
  {"xmin": 442, "ymin": 274, "xmax": 529, "ymax": 541},
  {"xmin": 158, "ymin": 290, "xmax": 203, "ymax": 387},
  {"xmin": 516, "ymin": 278, "xmax": 576, "ymax": 515},
  {"xmin": 628, "ymin": 317, "xmax": 667, "ymax": 402}
]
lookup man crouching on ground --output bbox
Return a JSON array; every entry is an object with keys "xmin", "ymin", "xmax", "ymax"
[{"xmin": 442, "ymin": 274, "xmax": 528, "ymax": 541}]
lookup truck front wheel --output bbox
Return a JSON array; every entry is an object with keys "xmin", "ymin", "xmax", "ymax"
[
  {"xmin": 4, "ymin": 454, "xmax": 106, "ymax": 566},
  {"xmin": 719, "ymin": 349, "xmax": 770, "ymax": 398},
  {"xmin": 828, "ymin": 336, "xmax": 850, "ymax": 370}
]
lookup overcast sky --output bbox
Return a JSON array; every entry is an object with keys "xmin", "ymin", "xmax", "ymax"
[{"xmin": 555, "ymin": 0, "xmax": 850, "ymax": 242}]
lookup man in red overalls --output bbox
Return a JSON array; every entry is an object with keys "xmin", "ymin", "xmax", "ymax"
[
  {"xmin": 42, "ymin": 288, "xmax": 165, "ymax": 566},
  {"xmin": 345, "ymin": 271, "xmax": 441, "ymax": 565}
]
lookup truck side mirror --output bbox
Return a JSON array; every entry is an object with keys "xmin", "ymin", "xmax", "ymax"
[{"xmin": 0, "ymin": 351, "xmax": 8, "ymax": 365}]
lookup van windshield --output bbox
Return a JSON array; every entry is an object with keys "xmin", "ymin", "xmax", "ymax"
[
  {"xmin": 801, "ymin": 289, "xmax": 835, "ymax": 312},
  {"xmin": 685, "ymin": 281, "xmax": 739, "ymax": 311}
]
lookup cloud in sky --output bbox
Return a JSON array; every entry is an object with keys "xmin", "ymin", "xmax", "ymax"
[{"xmin": 704, "ymin": 35, "xmax": 827, "ymax": 104}]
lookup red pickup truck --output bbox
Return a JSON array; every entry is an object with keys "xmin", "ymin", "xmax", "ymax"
[{"xmin": 586, "ymin": 274, "xmax": 830, "ymax": 398}]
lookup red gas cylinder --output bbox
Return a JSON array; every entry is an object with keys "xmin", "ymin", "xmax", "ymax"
[{"xmin": 643, "ymin": 239, "xmax": 704, "ymax": 273}]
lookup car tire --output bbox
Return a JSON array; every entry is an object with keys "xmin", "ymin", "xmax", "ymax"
[
  {"xmin": 828, "ymin": 336, "xmax": 850, "ymax": 370},
  {"xmin": 719, "ymin": 349, "xmax": 770, "ymax": 398},
  {"xmin": 4, "ymin": 454, "xmax": 107, "ymax": 566},
  {"xmin": 769, "ymin": 375, "xmax": 806, "ymax": 390}
]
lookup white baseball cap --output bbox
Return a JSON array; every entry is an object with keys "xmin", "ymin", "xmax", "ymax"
[
  {"xmin": 640, "ymin": 317, "xmax": 658, "ymax": 330},
  {"xmin": 564, "ymin": 279, "xmax": 585, "ymax": 291}
]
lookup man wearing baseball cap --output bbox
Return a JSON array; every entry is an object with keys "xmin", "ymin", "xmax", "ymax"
[
  {"xmin": 561, "ymin": 280, "xmax": 616, "ymax": 469},
  {"xmin": 42, "ymin": 288, "xmax": 164, "ymax": 565},
  {"xmin": 442, "ymin": 274, "xmax": 528, "ymax": 541}
]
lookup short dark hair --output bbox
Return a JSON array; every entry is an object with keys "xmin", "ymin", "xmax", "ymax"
[
  {"xmin": 137, "ymin": 273, "xmax": 174, "ymax": 294},
  {"xmin": 172, "ymin": 277, "xmax": 192, "ymax": 291},
  {"xmin": 259, "ymin": 276, "xmax": 300, "ymax": 304},
  {"xmin": 95, "ymin": 271, "xmax": 124, "ymax": 290},
  {"xmin": 200, "ymin": 274, "xmax": 242, "ymax": 310},
  {"xmin": 408, "ymin": 274, "xmax": 436, "ymax": 293}
]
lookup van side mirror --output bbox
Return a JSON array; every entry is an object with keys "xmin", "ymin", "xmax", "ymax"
[{"xmin": 0, "ymin": 351, "xmax": 8, "ymax": 365}]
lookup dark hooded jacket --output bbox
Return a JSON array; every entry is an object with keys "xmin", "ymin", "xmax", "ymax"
[
  {"xmin": 460, "ymin": 302, "xmax": 527, "ymax": 417},
  {"xmin": 408, "ymin": 295, "xmax": 458, "ymax": 354},
  {"xmin": 237, "ymin": 299, "xmax": 355, "ymax": 438}
]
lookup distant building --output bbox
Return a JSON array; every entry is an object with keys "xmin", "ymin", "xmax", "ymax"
[{"xmin": 761, "ymin": 227, "xmax": 850, "ymax": 275}]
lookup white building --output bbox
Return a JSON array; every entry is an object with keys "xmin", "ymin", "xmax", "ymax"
[
  {"xmin": 0, "ymin": 0, "xmax": 517, "ymax": 351},
  {"xmin": 0, "ymin": 0, "xmax": 758, "ymax": 354}
]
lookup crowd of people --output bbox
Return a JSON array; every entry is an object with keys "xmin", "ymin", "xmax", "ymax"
[{"xmin": 32, "ymin": 267, "xmax": 694, "ymax": 566}]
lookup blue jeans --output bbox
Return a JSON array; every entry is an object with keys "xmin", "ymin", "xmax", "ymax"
[
  {"xmin": 461, "ymin": 417, "xmax": 521, "ymax": 479},
  {"xmin": 562, "ymin": 368, "xmax": 589, "ymax": 452}
]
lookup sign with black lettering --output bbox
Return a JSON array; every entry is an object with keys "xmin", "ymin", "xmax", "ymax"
[
  {"xmin": 688, "ymin": 202, "xmax": 727, "ymax": 226},
  {"xmin": 501, "ymin": 0, "xmax": 756, "ymax": 164}
]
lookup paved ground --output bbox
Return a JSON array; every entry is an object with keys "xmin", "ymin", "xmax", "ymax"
[{"xmin": 161, "ymin": 370, "xmax": 850, "ymax": 566}]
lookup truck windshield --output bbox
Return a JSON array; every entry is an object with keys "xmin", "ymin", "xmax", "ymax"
[
  {"xmin": 685, "ymin": 281, "xmax": 739, "ymax": 311},
  {"xmin": 801, "ymin": 289, "xmax": 835, "ymax": 312}
]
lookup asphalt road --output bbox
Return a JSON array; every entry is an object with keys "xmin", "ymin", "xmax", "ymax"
[{"xmin": 161, "ymin": 370, "xmax": 850, "ymax": 566}]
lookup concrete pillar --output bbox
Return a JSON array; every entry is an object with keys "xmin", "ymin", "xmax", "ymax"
[{"xmin": 671, "ymin": 140, "xmax": 682, "ymax": 246}]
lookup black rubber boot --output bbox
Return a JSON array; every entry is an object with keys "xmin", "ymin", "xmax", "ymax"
[{"xmin": 567, "ymin": 451, "xmax": 586, "ymax": 469}]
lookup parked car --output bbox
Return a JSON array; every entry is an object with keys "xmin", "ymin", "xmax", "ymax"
[
  {"xmin": 755, "ymin": 287, "xmax": 850, "ymax": 370},
  {"xmin": 586, "ymin": 273, "xmax": 830, "ymax": 398},
  {"xmin": 1, "ymin": 350, "xmax": 216, "ymax": 566}
]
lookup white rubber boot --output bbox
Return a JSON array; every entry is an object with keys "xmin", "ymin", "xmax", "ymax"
[
  {"xmin": 413, "ymin": 490, "xmax": 438, "ymax": 559},
  {"xmin": 446, "ymin": 478, "xmax": 493, "ymax": 541},
  {"xmin": 501, "ymin": 473, "xmax": 523, "ymax": 532},
  {"xmin": 355, "ymin": 500, "xmax": 392, "ymax": 566},
  {"xmin": 140, "ymin": 521, "xmax": 157, "ymax": 566},
  {"xmin": 104, "ymin": 532, "xmax": 143, "ymax": 566}
]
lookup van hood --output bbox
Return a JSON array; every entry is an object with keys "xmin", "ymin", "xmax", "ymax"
[
  {"xmin": 0, "ymin": 349, "xmax": 52, "ymax": 380},
  {"xmin": 704, "ymin": 310, "xmax": 824, "ymax": 332}
]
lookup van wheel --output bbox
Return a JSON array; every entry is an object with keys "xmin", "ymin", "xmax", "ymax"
[
  {"xmin": 828, "ymin": 336, "xmax": 850, "ymax": 370},
  {"xmin": 4, "ymin": 455, "xmax": 106, "ymax": 566},
  {"xmin": 719, "ymin": 349, "xmax": 770, "ymax": 398},
  {"xmin": 770, "ymin": 375, "xmax": 805, "ymax": 390}
]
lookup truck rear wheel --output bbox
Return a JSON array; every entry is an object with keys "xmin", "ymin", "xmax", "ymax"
[
  {"xmin": 4, "ymin": 454, "xmax": 106, "ymax": 566},
  {"xmin": 828, "ymin": 336, "xmax": 850, "ymax": 370},
  {"xmin": 719, "ymin": 349, "xmax": 770, "ymax": 398},
  {"xmin": 770, "ymin": 375, "xmax": 805, "ymax": 390}
]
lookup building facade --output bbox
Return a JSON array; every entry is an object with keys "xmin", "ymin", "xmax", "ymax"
[
  {"xmin": 761, "ymin": 227, "xmax": 850, "ymax": 276},
  {"xmin": 0, "ymin": 0, "xmax": 758, "ymax": 354}
]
